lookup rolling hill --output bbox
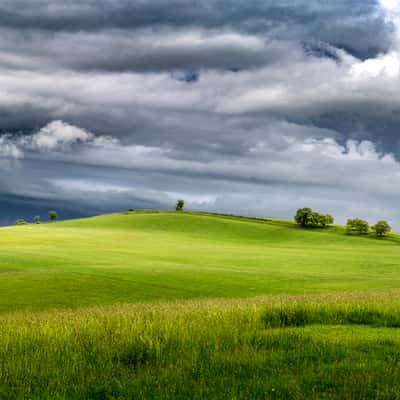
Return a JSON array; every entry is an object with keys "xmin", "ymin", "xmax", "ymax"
[
  {"xmin": 3, "ymin": 211, "xmax": 400, "ymax": 399},
  {"xmin": 1, "ymin": 210, "xmax": 400, "ymax": 313}
]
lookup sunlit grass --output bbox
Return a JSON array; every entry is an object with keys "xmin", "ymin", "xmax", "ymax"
[
  {"xmin": 3, "ymin": 211, "xmax": 400, "ymax": 398},
  {"xmin": 2, "ymin": 291, "xmax": 400, "ymax": 399},
  {"xmin": 1, "ymin": 211, "xmax": 400, "ymax": 312}
]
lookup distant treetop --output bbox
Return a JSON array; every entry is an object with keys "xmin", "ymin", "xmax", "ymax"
[
  {"xmin": 346, "ymin": 218, "xmax": 369, "ymax": 235},
  {"xmin": 48, "ymin": 210, "xmax": 57, "ymax": 222},
  {"xmin": 372, "ymin": 220, "xmax": 391, "ymax": 237},
  {"xmin": 294, "ymin": 208, "xmax": 334, "ymax": 228},
  {"xmin": 176, "ymin": 199, "xmax": 185, "ymax": 211}
]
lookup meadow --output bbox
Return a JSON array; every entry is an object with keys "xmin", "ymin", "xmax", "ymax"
[
  {"xmin": 1, "ymin": 211, "xmax": 400, "ymax": 312},
  {"xmin": 4, "ymin": 292, "xmax": 400, "ymax": 399},
  {"xmin": 2, "ymin": 211, "xmax": 400, "ymax": 399}
]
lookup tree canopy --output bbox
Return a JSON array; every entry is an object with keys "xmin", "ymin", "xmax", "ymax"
[
  {"xmin": 48, "ymin": 211, "xmax": 57, "ymax": 222},
  {"xmin": 176, "ymin": 199, "xmax": 185, "ymax": 211},
  {"xmin": 346, "ymin": 218, "xmax": 369, "ymax": 235},
  {"xmin": 294, "ymin": 208, "xmax": 334, "ymax": 228},
  {"xmin": 372, "ymin": 221, "xmax": 391, "ymax": 237}
]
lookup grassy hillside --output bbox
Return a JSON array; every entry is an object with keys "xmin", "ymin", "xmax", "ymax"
[
  {"xmin": 3, "ymin": 211, "xmax": 400, "ymax": 399},
  {"xmin": 1, "ymin": 210, "xmax": 400, "ymax": 312}
]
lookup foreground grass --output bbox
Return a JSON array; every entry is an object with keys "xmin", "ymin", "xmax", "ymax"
[
  {"xmin": 3, "ymin": 212, "xmax": 400, "ymax": 398},
  {"xmin": 3, "ymin": 291, "xmax": 400, "ymax": 399},
  {"xmin": 2, "ymin": 211, "xmax": 400, "ymax": 312}
]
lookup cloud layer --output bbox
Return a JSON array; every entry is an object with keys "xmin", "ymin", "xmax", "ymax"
[{"xmin": 1, "ymin": 1, "xmax": 400, "ymax": 226}]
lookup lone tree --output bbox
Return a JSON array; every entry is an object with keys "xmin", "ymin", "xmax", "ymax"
[
  {"xmin": 48, "ymin": 210, "xmax": 57, "ymax": 222},
  {"xmin": 176, "ymin": 199, "xmax": 185, "ymax": 211},
  {"xmin": 294, "ymin": 208, "xmax": 334, "ymax": 228},
  {"xmin": 34, "ymin": 215, "xmax": 40, "ymax": 224},
  {"xmin": 372, "ymin": 221, "xmax": 391, "ymax": 237},
  {"xmin": 346, "ymin": 218, "xmax": 369, "ymax": 235}
]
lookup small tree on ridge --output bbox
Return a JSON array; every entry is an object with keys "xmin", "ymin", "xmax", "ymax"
[
  {"xmin": 176, "ymin": 199, "xmax": 185, "ymax": 211},
  {"xmin": 48, "ymin": 210, "xmax": 57, "ymax": 222},
  {"xmin": 372, "ymin": 221, "xmax": 391, "ymax": 237}
]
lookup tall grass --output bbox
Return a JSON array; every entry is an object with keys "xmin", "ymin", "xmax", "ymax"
[{"xmin": 2, "ymin": 291, "xmax": 400, "ymax": 399}]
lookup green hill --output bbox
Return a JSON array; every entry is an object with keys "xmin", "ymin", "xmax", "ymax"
[
  {"xmin": 1, "ymin": 210, "xmax": 400, "ymax": 313},
  {"xmin": 3, "ymin": 211, "xmax": 400, "ymax": 399}
]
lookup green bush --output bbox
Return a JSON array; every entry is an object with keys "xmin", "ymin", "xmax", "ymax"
[
  {"xmin": 15, "ymin": 219, "xmax": 27, "ymax": 226},
  {"xmin": 346, "ymin": 218, "xmax": 369, "ymax": 235}
]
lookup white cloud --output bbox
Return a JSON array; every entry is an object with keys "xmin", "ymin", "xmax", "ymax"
[
  {"xmin": 51, "ymin": 179, "xmax": 131, "ymax": 193},
  {"xmin": 29, "ymin": 120, "xmax": 93, "ymax": 150},
  {"xmin": 351, "ymin": 51, "xmax": 400, "ymax": 78},
  {"xmin": 380, "ymin": 0, "xmax": 400, "ymax": 12},
  {"xmin": 0, "ymin": 135, "xmax": 23, "ymax": 159},
  {"xmin": 6, "ymin": 120, "xmax": 399, "ymax": 198}
]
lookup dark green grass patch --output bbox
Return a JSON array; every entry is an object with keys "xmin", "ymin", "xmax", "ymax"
[{"xmin": 263, "ymin": 303, "xmax": 400, "ymax": 328}]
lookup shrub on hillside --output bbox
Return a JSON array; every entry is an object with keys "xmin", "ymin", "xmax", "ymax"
[
  {"xmin": 15, "ymin": 219, "xmax": 27, "ymax": 225},
  {"xmin": 346, "ymin": 218, "xmax": 369, "ymax": 235},
  {"xmin": 34, "ymin": 215, "xmax": 40, "ymax": 224},
  {"xmin": 372, "ymin": 221, "xmax": 391, "ymax": 237},
  {"xmin": 294, "ymin": 208, "xmax": 334, "ymax": 228}
]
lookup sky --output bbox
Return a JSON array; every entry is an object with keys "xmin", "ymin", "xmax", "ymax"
[{"xmin": 1, "ymin": 0, "xmax": 400, "ymax": 226}]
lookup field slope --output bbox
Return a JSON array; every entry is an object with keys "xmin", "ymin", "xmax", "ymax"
[
  {"xmin": 1, "ymin": 210, "xmax": 400, "ymax": 312},
  {"xmin": 3, "ymin": 211, "xmax": 400, "ymax": 399}
]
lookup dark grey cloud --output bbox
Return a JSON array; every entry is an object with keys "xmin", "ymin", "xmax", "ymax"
[
  {"xmin": 0, "ymin": 0, "xmax": 400, "ymax": 227},
  {"xmin": 0, "ymin": 0, "xmax": 391, "ymax": 76},
  {"xmin": 0, "ymin": 1, "xmax": 390, "ymax": 58},
  {"xmin": 0, "ymin": 28, "xmax": 296, "ymax": 73}
]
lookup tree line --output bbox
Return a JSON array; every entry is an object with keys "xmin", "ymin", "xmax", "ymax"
[
  {"xmin": 16, "ymin": 211, "xmax": 57, "ymax": 225},
  {"xmin": 15, "ymin": 201, "xmax": 392, "ymax": 238},
  {"xmin": 175, "ymin": 202, "xmax": 392, "ymax": 237},
  {"xmin": 175, "ymin": 201, "xmax": 392, "ymax": 237},
  {"xmin": 295, "ymin": 208, "xmax": 391, "ymax": 237}
]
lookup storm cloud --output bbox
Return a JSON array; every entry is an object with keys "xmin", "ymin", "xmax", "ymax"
[{"xmin": 0, "ymin": 0, "xmax": 400, "ymax": 226}]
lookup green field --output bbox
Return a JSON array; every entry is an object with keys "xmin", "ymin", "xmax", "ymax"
[
  {"xmin": 2, "ymin": 211, "xmax": 400, "ymax": 399},
  {"xmin": 2, "ymin": 211, "xmax": 400, "ymax": 312}
]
